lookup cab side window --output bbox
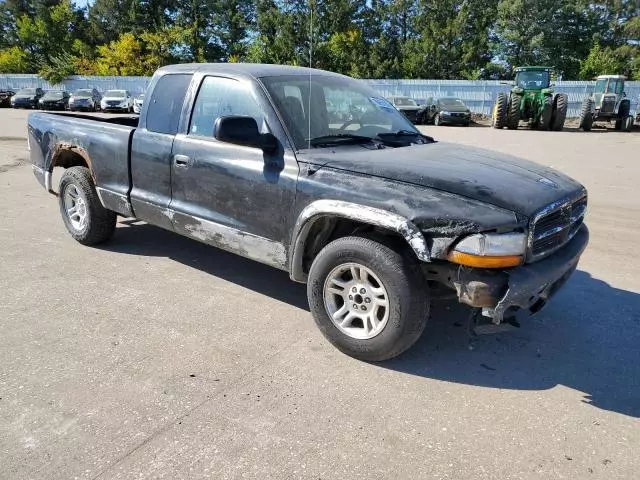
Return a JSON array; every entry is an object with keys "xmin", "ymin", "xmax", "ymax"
[
  {"xmin": 146, "ymin": 74, "xmax": 192, "ymax": 135},
  {"xmin": 189, "ymin": 77, "xmax": 264, "ymax": 137}
]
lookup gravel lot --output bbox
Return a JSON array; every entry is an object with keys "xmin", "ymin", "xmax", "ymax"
[{"xmin": 1, "ymin": 109, "xmax": 639, "ymax": 479}]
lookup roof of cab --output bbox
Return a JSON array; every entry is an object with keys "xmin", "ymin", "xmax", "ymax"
[
  {"xmin": 596, "ymin": 74, "xmax": 626, "ymax": 79},
  {"xmin": 156, "ymin": 62, "xmax": 348, "ymax": 79}
]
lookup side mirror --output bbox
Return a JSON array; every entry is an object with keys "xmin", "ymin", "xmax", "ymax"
[{"xmin": 214, "ymin": 116, "xmax": 277, "ymax": 153}]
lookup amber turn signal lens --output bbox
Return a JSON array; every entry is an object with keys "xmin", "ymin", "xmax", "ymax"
[{"xmin": 448, "ymin": 251, "xmax": 523, "ymax": 268}]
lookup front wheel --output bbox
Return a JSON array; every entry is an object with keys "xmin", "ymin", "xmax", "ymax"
[
  {"xmin": 507, "ymin": 94, "xmax": 521, "ymax": 130},
  {"xmin": 579, "ymin": 98, "xmax": 594, "ymax": 131},
  {"xmin": 58, "ymin": 167, "xmax": 117, "ymax": 245},
  {"xmin": 307, "ymin": 236, "xmax": 430, "ymax": 361}
]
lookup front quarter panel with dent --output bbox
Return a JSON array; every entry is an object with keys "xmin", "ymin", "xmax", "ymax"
[{"xmin": 291, "ymin": 164, "xmax": 522, "ymax": 279}]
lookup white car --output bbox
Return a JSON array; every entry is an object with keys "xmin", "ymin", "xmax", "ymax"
[
  {"xmin": 100, "ymin": 90, "xmax": 134, "ymax": 113},
  {"xmin": 133, "ymin": 93, "xmax": 145, "ymax": 114}
]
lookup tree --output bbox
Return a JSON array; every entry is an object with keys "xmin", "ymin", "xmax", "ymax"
[
  {"xmin": 0, "ymin": 46, "xmax": 28, "ymax": 72},
  {"xmin": 579, "ymin": 43, "xmax": 623, "ymax": 79},
  {"xmin": 94, "ymin": 32, "xmax": 147, "ymax": 75}
]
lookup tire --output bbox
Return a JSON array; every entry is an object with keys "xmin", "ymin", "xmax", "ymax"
[
  {"xmin": 507, "ymin": 94, "xmax": 521, "ymax": 130},
  {"xmin": 551, "ymin": 93, "xmax": 567, "ymax": 131},
  {"xmin": 307, "ymin": 236, "xmax": 430, "ymax": 362},
  {"xmin": 434, "ymin": 114, "xmax": 441, "ymax": 126},
  {"xmin": 579, "ymin": 98, "xmax": 594, "ymax": 131},
  {"xmin": 622, "ymin": 115, "xmax": 633, "ymax": 132},
  {"xmin": 615, "ymin": 100, "xmax": 630, "ymax": 130},
  {"xmin": 539, "ymin": 95, "xmax": 553, "ymax": 130},
  {"xmin": 491, "ymin": 92, "xmax": 508, "ymax": 129},
  {"xmin": 58, "ymin": 166, "xmax": 117, "ymax": 245}
]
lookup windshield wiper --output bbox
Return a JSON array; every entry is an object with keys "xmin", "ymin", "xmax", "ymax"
[
  {"xmin": 376, "ymin": 130, "xmax": 435, "ymax": 143},
  {"xmin": 307, "ymin": 134, "xmax": 375, "ymax": 147}
]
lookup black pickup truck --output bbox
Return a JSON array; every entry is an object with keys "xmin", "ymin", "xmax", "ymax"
[{"xmin": 28, "ymin": 63, "xmax": 588, "ymax": 361}]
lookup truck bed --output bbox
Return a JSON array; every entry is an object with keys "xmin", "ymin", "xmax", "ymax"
[{"xmin": 28, "ymin": 112, "xmax": 137, "ymax": 206}]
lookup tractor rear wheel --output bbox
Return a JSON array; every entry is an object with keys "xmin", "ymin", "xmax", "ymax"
[
  {"xmin": 506, "ymin": 94, "xmax": 521, "ymax": 130},
  {"xmin": 579, "ymin": 98, "xmax": 594, "ymax": 131},
  {"xmin": 492, "ymin": 92, "xmax": 508, "ymax": 129},
  {"xmin": 551, "ymin": 93, "xmax": 568, "ymax": 131},
  {"xmin": 615, "ymin": 100, "xmax": 630, "ymax": 130},
  {"xmin": 539, "ymin": 95, "xmax": 553, "ymax": 130},
  {"xmin": 622, "ymin": 115, "xmax": 634, "ymax": 132}
]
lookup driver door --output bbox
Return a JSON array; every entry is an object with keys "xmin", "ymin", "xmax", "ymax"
[{"xmin": 169, "ymin": 75, "xmax": 299, "ymax": 269}]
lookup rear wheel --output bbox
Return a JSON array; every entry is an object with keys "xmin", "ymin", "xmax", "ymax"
[
  {"xmin": 58, "ymin": 167, "xmax": 117, "ymax": 245},
  {"xmin": 622, "ymin": 115, "xmax": 634, "ymax": 132},
  {"xmin": 551, "ymin": 93, "xmax": 568, "ymax": 131},
  {"xmin": 539, "ymin": 95, "xmax": 553, "ymax": 130},
  {"xmin": 491, "ymin": 92, "xmax": 508, "ymax": 129},
  {"xmin": 506, "ymin": 94, "xmax": 521, "ymax": 130},
  {"xmin": 615, "ymin": 100, "xmax": 630, "ymax": 130},
  {"xmin": 579, "ymin": 98, "xmax": 594, "ymax": 131},
  {"xmin": 307, "ymin": 236, "xmax": 430, "ymax": 361}
]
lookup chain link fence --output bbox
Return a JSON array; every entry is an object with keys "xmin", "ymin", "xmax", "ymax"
[{"xmin": 1, "ymin": 74, "xmax": 638, "ymax": 118}]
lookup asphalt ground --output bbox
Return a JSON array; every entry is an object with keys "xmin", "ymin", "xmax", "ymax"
[{"xmin": 1, "ymin": 108, "xmax": 639, "ymax": 479}]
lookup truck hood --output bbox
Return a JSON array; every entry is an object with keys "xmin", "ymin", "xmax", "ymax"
[{"xmin": 300, "ymin": 142, "xmax": 584, "ymax": 218}]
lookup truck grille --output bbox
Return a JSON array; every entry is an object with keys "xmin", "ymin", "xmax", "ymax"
[{"xmin": 529, "ymin": 192, "xmax": 587, "ymax": 261}]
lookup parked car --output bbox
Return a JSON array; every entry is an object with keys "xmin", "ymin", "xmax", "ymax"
[
  {"xmin": 11, "ymin": 87, "xmax": 44, "ymax": 108},
  {"xmin": 28, "ymin": 63, "xmax": 588, "ymax": 361},
  {"xmin": 133, "ymin": 93, "xmax": 145, "ymax": 114},
  {"xmin": 39, "ymin": 90, "xmax": 70, "ymax": 110},
  {"xmin": 100, "ymin": 90, "xmax": 134, "ymax": 112},
  {"xmin": 0, "ymin": 89, "xmax": 16, "ymax": 107},
  {"xmin": 417, "ymin": 97, "xmax": 471, "ymax": 126},
  {"xmin": 69, "ymin": 88, "xmax": 102, "ymax": 112},
  {"xmin": 388, "ymin": 96, "xmax": 421, "ymax": 123}
]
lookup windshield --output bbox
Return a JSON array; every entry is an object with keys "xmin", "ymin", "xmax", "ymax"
[
  {"xmin": 105, "ymin": 90, "xmax": 126, "ymax": 98},
  {"xmin": 393, "ymin": 97, "xmax": 417, "ymax": 106},
  {"xmin": 440, "ymin": 98, "xmax": 465, "ymax": 107},
  {"xmin": 515, "ymin": 70, "xmax": 550, "ymax": 89},
  {"xmin": 595, "ymin": 79, "xmax": 623, "ymax": 94},
  {"xmin": 261, "ymin": 74, "xmax": 419, "ymax": 149},
  {"xmin": 43, "ymin": 91, "xmax": 64, "ymax": 99},
  {"xmin": 73, "ymin": 89, "xmax": 93, "ymax": 97},
  {"xmin": 17, "ymin": 88, "xmax": 36, "ymax": 95}
]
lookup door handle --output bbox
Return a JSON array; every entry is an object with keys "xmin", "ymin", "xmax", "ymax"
[{"xmin": 174, "ymin": 154, "xmax": 191, "ymax": 167}]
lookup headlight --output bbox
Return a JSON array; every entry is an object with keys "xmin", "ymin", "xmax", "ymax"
[
  {"xmin": 440, "ymin": 111, "xmax": 450, "ymax": 115},
  {"xmin": 448, "ymin": 232, "xmax": 526, "ymax": 268},
  {"xmin": 513, "ymin": 86, "xmax": 524, "ymax": 94}
]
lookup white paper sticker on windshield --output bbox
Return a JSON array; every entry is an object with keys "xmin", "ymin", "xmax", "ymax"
[{"xmin": 369, "ymin": 96, "xmax": 396, "ymax": 112}]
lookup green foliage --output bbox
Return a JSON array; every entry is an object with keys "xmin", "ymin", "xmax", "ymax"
[
  {"xmin": 579, "ymin": 43, "xmax": 623, "ymax": 79},
  {"xmin": 0, "ymin": 46, "xmax": 29, "ymax": 73},
  {"xmin": 0, "ymin": 0, "xmax": 638, "ymax": 80},
  {"xmin": 95, "ymin": 33, "xmax": 147, "ymax": 76}
]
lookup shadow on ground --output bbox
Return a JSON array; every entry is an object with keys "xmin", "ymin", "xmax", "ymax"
[{"xmin": 105, "ymin": 221, "xmax": 640, "ymax": 418}]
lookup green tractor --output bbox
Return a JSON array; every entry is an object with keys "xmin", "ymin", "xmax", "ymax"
[{"xmin": 492, "ymin": 66, "xmax": 567, "ymax": 131}]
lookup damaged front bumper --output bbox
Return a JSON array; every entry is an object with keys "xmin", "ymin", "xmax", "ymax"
[{"xmin": 428, "ymin": 224, "xmax": 589, "ymax": 324}]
